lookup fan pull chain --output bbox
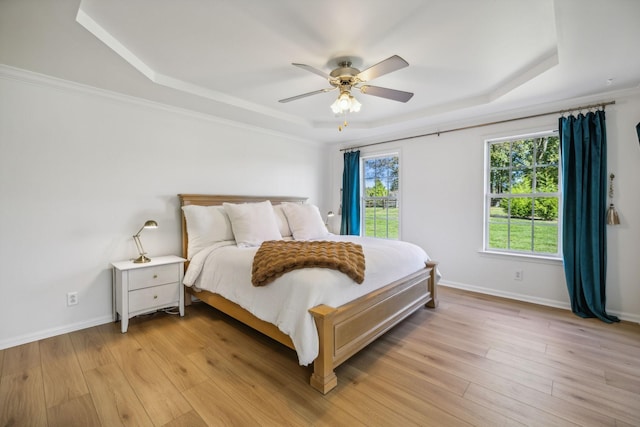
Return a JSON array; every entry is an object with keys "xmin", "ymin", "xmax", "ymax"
[{"xmin": 338, "ymin": 120, "xmax": 348, "ymax": 131}]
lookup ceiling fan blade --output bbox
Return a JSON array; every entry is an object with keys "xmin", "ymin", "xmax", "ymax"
[
  {"xmin": 359, "ymin": 85, "xmax": 414, "ymax": 103},
  {"xmin": 356, "ymin": 55, "xmax": 409, "ymax": 82},
  {"xmin": 292, "ymin": 63, "xmax": 331, "ymax": 79},
  {"xmin": 278, "ymin": 88, "xmax": 335, "ymax": 103}
]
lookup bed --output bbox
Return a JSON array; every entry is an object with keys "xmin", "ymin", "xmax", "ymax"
[{"xmin": 178, "ymin": 194, "xmax": 438, "ymax": 394}]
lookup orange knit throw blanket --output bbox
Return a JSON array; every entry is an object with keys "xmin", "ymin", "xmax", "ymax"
[{"xmin": 251, "ymin": 240, "xmax": 365, "ymax": 287}]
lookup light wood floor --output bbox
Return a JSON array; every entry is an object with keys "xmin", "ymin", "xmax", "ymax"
[{"xmin": 1, "ymin": 287, "xmax": 639, "ymax": 426}]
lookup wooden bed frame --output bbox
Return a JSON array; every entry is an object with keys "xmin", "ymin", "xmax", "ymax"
[{"xmin": 178, "ymin": 194, "xmax": 438, "ymax": 394}]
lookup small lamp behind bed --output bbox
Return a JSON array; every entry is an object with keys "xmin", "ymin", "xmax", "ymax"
[
  {"xmin": 325, "ymin": 211, "xmax": 334, "ymax": 225},
  {"xmin": 133, "ymin": 220, "xmax": 158, "ymax": 263},
  {"xmin": 325, "ymin": 211, "xmax": 342, "ymax": 234}
]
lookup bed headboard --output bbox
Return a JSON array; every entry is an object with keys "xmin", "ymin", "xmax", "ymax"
[{"xmin": 177, "ymin": 194, "xmax": 307, "ymax": 261}]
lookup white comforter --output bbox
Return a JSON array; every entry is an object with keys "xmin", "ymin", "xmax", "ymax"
[{"xmin": 183, "ymin": 235, "xmax": 430, "ymax": 365}]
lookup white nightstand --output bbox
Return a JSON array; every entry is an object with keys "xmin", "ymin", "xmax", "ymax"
[{"xmin": 111, "ymin": 255, "xmax": 186, "ymax": 333}]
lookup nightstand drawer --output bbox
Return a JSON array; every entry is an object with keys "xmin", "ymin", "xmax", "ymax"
[
  {"xmin": 128, "ymin": 264, "xmax": 179, "ymax": 290},
  {"xmin": 129, "ymin": 282, "xmax": 180, "ymax": 313},
  {"xmin": 112, "ymin": 255, "xmax": 186, "ymax": 333}
]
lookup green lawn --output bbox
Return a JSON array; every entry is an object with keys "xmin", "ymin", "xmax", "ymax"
[
  {"xmin": 362, "ymin": 206, "xmax": 558, "ymax": 254},
  {"xmin": 489, "ymin": 207, "xmax": 558, "ymax": 253},
  {"xmin": 364, "ymin": 207, "xmax": 398, "ymax": 239}
]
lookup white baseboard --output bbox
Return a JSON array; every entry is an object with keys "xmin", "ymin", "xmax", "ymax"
[
  {"xmin": 2, "ymin": 281, "xmax": 636, "ymax": 351},
  {"xmin": 0, "ymin": 315, "xmax": 115, "ymax": 350},
  {"xmin": 439, "ymin": 280, "xmax": 640, "ymax": 324}
]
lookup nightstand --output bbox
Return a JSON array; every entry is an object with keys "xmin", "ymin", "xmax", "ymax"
[{"xmin": 111, "ymin": 255, "xmax": 186, "ymax": 333}]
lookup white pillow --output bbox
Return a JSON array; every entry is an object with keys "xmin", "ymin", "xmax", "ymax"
[
  {"xmin": 223, "ymin": 201, "xmax": 282, "ymax": 247},
  {"xmin": 281, "ymin": 203, "xmax": 329, "ymax": 241},
  {"xmin": 272, "ymin": 204, "xmax": 292, "ymax": 238},
  {"xmin": 182, "ymin": 205, "xmax": 234, "ymax": 259}
]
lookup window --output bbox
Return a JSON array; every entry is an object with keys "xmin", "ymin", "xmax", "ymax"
[
  {"xmin": 484, "ymin": 132, "xmax": 561, "ymax": 257},
  {"xmin": 362, "ymin": 153, "xmax": 399, "ymax": 239}
]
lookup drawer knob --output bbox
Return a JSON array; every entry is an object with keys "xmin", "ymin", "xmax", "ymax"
[
  {"xmin": 153, "ymin": 274, "xmax": 158, "ymax": 279},
  {"xmin": 153, "ymin": 295, "xmax": 158, "ymax": 299}
]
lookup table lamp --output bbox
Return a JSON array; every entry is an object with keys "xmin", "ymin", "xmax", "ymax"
[{"xmin": 133, "ymin": 220, "xmax": 158, "ymax": 263}]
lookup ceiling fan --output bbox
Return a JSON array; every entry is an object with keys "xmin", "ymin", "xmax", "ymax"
[{"xmin": 278, "ymin": 55, "xmax": 413, "ymax": 114}]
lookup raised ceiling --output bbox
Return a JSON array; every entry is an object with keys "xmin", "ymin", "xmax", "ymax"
[{"xmin": 2, "ymin": 0, "xmax": 639, "ymax": 144}]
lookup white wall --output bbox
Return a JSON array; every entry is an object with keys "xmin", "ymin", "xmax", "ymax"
[
  {"xmin": 2, "ymin": 69, "xmax": 637, "ymax": 350},
  {"xmin": 0, "ymin": 70, "xmax": 328, "ymax": 348},
  {"xmin": 329, "ymin": 90, "xmax": 640, "ymax": 322}
]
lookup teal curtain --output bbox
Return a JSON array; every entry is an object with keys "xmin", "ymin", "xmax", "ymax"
[
  {"xmin": 340, "ymin": 150, "xmax": 361, "ymax": 235},
  {"xmin": 560, "ymin": 111, "xmax": 619, "ymax": 323}
]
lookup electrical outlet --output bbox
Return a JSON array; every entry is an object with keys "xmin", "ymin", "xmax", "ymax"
[
  {"xmin": 67, "ymin": 291, "xmax": 78, "ymax": 306},
  {"xmin": 514, "ymin": 270, "xmax": 524, "ymax": 281}
]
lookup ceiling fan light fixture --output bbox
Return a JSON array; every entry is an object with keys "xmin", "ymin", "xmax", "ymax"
[
  {"xmin": 330, "ymin": 90, "xmax": 361, "ymax": 114},
  {"xmin": 330, "ymin": 98, "xmax": 341, "ymax": 114},
  {"xmin": 349, "ymin": 94, "xmax": 362, "ymax": 112},
  {"xmin": 339, "ymin": 92, "xmax": 351, "ymax": 109}
]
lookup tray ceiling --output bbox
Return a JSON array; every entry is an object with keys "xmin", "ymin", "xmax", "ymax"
[{"xmin": 2, "ymin": 0, "xmax": 638, "ymax": 144}]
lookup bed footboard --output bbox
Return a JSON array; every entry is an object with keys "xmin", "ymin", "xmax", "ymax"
[{"xmin": 309, "ymin": 262, "xmax": 436, "ymax": 394}]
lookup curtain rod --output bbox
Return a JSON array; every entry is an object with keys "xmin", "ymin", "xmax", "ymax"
[{"xmin": 340, "ymin": 100, "xmax": 616, "ymax": 152}]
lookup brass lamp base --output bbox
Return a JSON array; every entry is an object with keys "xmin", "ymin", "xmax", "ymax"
[{"xmin": 133, "ymin": 255, "xmax": 152, "ymax": 263}]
